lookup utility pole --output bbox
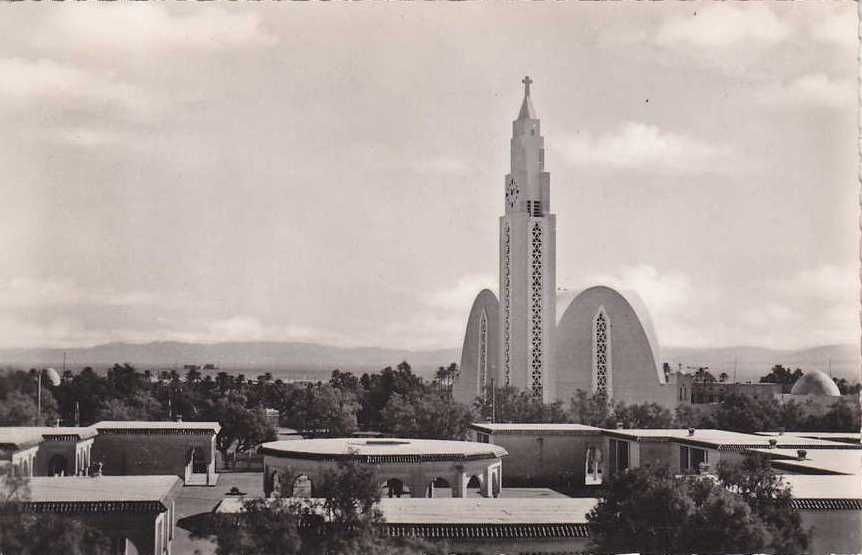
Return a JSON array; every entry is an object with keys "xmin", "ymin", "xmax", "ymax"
[{"xmin": 490, "ymin": 378, "xmax": 496, "ymax": 423}]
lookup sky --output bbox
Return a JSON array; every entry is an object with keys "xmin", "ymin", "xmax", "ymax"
[{"xmin": 0, "ymin": 2, "xmax": 858, "ymax": 352}]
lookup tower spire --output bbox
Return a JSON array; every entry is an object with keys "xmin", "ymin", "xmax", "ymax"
[{"xmin": 518, "ymin": 75, "xmax": 537, "ymax": 120}]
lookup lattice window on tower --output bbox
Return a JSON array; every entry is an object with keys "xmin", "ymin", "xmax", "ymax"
[
  {"xmin": 503, "ymin": 224, "xmax": 512, "ymax": 386},
  {"xmin": 477, "ymin": 310, "xmax": 488, "ymax": 398},
  {"xmin": 529, "ymin": 222, "xmax": 544, "ymax": 397},
  {"xmin": 593, "ymin": 309, "xmax": 612, "ymax": 400}
]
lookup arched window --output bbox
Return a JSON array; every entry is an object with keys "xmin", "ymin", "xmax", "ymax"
[
  {"xmin": 503, "ymin": 223, "xmax": 512, "ymax": 385},
  {"xmin": 529, "ymin": 221, "xmax": 544, "ymax": 397},
  {"xmin": 478, "ymin": 310, "xmax": 489, "ymax": 398},
  {"xmin": 593, "ymin": 308, "xmax": 612, "ymax": 399}
]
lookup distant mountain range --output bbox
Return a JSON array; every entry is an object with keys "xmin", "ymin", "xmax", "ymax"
[
  {"xmin": 0, "ymin": 341, "xmax": 460, "ymax": 379},
  {"xmin": 0, "ymin": 341, "xmax": 858, "ymax": 382},
  {"xmin": 661, "ymin": 344, "xmax": 861, "ymax": 382}
]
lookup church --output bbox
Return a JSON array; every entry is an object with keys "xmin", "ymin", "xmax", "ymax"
[{"xmin": 454, "ymin": 77, "xmax": 676, "ymax": 409}]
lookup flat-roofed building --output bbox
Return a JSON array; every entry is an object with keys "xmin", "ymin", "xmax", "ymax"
[
  {"xmin": 469, "ymin": 423, "xmax": 604, "ymax": 487},
  {"xmin": 92, "ymin": 421, "xmax": 220, "ymax": 486},
  {"xmin": 602, "ymin": 428, "xmax": 862, "ymax": 477},
  {"xmin": 3, "ymin": 475, "xmax": 182, "ymax": 555},
  {"xmin": 260, "ymin": 438, "xmax": 507, "ymax": 499},
  {"xmin": 0, "ymin": 428, "xmax": 43, "ymax": 477}
]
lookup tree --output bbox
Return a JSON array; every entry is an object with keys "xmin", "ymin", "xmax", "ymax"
[
  {"xmin": 833, "ymin": 377, "xmax": 862, "ymax": 395},
  {"xmin": 569, "ymin": 390, "xmax": 673, "ymax": 429},
  {"xmin": 279, "ymin": 383, "xmax": 359, "ymax": 436},
  {"xmin": 0, "ymin": 467, "xmax": 112, "ymax": 555},
  {"xmin": 202, "ymin": 460, "xmax": 441, "ymax": 555},
  {"xmin": 432, "ymin": 363, "xmax": 459, "ymax": 394},
  {"xmin": 712, "ymin": 391, "xmax": 778, "ymax": 433},
  {"xmin": 475, "ymin": 385, "xmax": 568, "ymax": 423},
  {"xmin": 588, "ymin": 461, "xmax": 809, "ymax": 555},
  {"xmin": 673, "ymin": 402, "xmax": 715, "ymax": 429},
  {"xmin": 690, "ymin": 366, "xmax": 716, "ymax": 384},
  {"xmin": 358, "ymin": 362, "xmax": 427, "ymax": 431},
  {"xmin": 381, "ymin": 392, "xmax": 473, "ymax": 440},
  {"xmin": 206, "ymin": 395, "xmax": 277, "ymax": 467},
  {"xmin": 716, "ymin": 454, "xmax": 809, "ymax": 553},
  {"xmin": 204, "ymin": 497, "xmax": 305, "ymax": 555},
  {"xmin": 759, "ymin": 365, "xmax": 804, "ymax": 393},
  {"xmin": 805, "ymin": 398, "xmax": 861, "ymax": 432},
  {"xmin": 613, "ymin": 401, "xmax": 674, "ymax": 429},
  {"xmin": 568, "ymin": 389, "xmax": 613, "ymax": 427}
]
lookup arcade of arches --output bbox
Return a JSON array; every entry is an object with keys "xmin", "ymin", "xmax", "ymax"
[{"xmin": 260, "ymin": 438, "xmax": 506, "ymax": 499}]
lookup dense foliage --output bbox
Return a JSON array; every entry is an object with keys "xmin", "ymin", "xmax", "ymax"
[
  {"xmin": 0, "ymin": 468, "xmax": 113, "ymax": 555},
  {"xmin": 675, "ymin": 391, "xmax": 861, "ymax": 433},
  {"xmin": 588, "ymin": 456, "xmax": 809, "ymax": 555},
  {"xmin": 0, "ymin": 359, "xmax": 858, "ymax": 464},
  {"xmin": 202, "ymin": 460, "xmax": 444, "ymax": 555}
]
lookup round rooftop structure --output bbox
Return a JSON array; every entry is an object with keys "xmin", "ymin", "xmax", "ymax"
[
  {"xmin": 790, "ymin": 371, "xmax": 841, "ymax": 396},
  {"xmin": 260, "ymin": 438, "xmax": 507, "ymax": 499}
]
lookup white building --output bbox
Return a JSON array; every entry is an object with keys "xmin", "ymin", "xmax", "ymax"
[{"xmin": 456, "ymin": 78, "xmax": 672, "ymax": 408}]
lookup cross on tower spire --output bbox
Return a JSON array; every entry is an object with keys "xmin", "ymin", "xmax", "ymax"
[
  {"xmin": 517, "ymin": 75, "xmax": 537, "ymax": 120},
  {"xmin": 522, "ymin": 75, "xmax": 533, "ymax": 97}
]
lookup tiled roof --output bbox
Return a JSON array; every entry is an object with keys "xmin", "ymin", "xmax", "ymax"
[
  {"xmin": 383, "ymin": 522, "xmax": 590, "ymax": 539},
  {"xmin": 93, "ymin": 421, "xmax": 220, "ymax": 434},
  {"xmin": 260, "ymin": 438, "xmax": 507, "ymax": 463},
  {"xmin": 470, "ymin": 423, "xmax": 602, "ymax": 436},
  {"xmin": 792, "ymin": 498, "xmax": 862, "ymax": 511}
]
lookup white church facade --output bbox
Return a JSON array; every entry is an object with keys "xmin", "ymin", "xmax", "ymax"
[{"xmin": 454, "ymin": 78, "xmax": 676, "ymax": 409}]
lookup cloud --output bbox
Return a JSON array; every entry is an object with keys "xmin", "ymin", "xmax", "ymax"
[
  {"xmin": 656, "ymin": 5, "xmax": 791, "ymax": 49},
  {"xmin": 424, "ymin": 274, "xmax": 496, "ymax": 312},
  {"xmin": 560, "ymin": 122, "xmax": 730, "ymax": 175},
  {"xmin": 771, "ymin": 265, "xmax": 858, "ymax": 307},
  {"xmin": 35, "ymin": 5, "xmax": 276, "ymax": 57},
  {"xmin": 756, "ymin": 73, "xmax": 855, "ymax": 111},
  {"xmin": 0, "ymin": 57, "xmax": 159, "ymax": 122},
  {"xmin": 810, "ymin": 10, "xmax": 857, "ymax": 49},
  {"xmin": 587, "ymin": 265, "xmax": 695, "ymax": 317},
  {"xmin": 0, "ymin": 277, "xmax": 157, "ymax": 311}
]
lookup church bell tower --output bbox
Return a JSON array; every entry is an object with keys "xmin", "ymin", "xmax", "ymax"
[{"xmin": 499, "ymin": 76, "xmax": 557, "ymax": 402}]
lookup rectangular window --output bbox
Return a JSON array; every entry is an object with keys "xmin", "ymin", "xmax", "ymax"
[
  {"xmin": 609, "ymin": 439, "xmax": 629, "ymax": 474},
  {"xmin": 618, "ymin": 440, "xmax": 629, "ymax": 471},
  {"xmin": 680, "ymin": 446, "xmax": 707, "ymax": 472},
  {"xmin": 691, "ymin": 447, "xmax": 707, "ymax": 471}
]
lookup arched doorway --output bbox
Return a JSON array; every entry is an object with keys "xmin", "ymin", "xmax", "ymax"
[
  {"xmin": 382, "ymin": 478, "xmax": 407, "ymax": 498},
  {"xmin": 48, "ymin": 454, "xmax": 68, "ymax": 476}
]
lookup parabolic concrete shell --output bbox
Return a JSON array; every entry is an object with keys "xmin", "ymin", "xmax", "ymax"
[
  {"xmin": 454, "ymin": 289, "xmax": 500, "ymax": 406},
  {"xmin": 554, "ymin": 285, "xmax": 672, "ymax": 407}
]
